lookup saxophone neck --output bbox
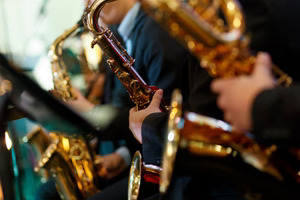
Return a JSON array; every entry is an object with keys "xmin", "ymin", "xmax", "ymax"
[
  {"xmin": 83, "ymin": 0, "xmax": 116, "ymax": 33},
  {"xmin": 50, "ymin": 21, "xmax": 83, "ymax": 101},
  {"xmin": 49, "ymin": 22, "xmax": 83, "ymax": 62}
]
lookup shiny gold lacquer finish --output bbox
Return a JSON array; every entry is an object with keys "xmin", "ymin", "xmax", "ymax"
[
  {"xmin": 36, "ymin": 133, "xmax": 99, "ymax": 199},
  {"xmin": 160, "ymin": 90, "xmax": 285, "ymax": 194},
  {"xmin": 160, "ymin": 89, "xmax": 182, "ymax": 193},
  {"xmin": 128, "ymin": 151, "xmax": 161, "ymax": 200},
  {"xmin": 35, "ymin": 20, "xmax": 100, "ymax": 199},
  {"xmin": 48, "ymin": 21, "xmax": 82, "ymax": 101},
  {"xmin": 138, "ymin": 0, "xmax": 293, "ymax": 193},
  {"xmin": 84, "ymin": 1, "xmax": 168, "ymax": 198},
  {"xmin": 128, "ymin": 151, "xmax": 142, "ymax": 200},
  {"xmin": 35, "ymin": 139, "xmax": 81, "ymax": 200},
  {"xmin": 140, "ymin": 0, "xmax": 292, "ymax": 86},
  {"xmin": 83, "ymin": 0, "xmax": 168, "ymax": 111},
  {"xmin": 34, "ymin": 132, "xmax": 100, "ymax": 199}
]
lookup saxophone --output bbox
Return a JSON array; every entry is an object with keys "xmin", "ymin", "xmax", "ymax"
[
  {"xmin": 128, "ymin": 151, "xmax": 161, "ymax": 200},
  {"xmin": 139, "ymin": 0, "xmax": 292, "ymax": 86},
  {"xmin": 83, "ymin": 1, "xmax": 169, "ymax": 199},
  {"xmin": 83, "ymin": 0, "xmax": 169, "ymax": 112},
  {"xmin": 34, "ymin": 19, "xmax": 101, "ymax": 199},
  {"xmin": 49, "ymin": 20, "xmax": 80, "ymax": 101},
  {"xmin": 137, "ymin": 0, "xmax": 298, "ymax": 193},
  {"xmin": 160, "ymin": 89, "xmax": 300, "ymax": 193}
]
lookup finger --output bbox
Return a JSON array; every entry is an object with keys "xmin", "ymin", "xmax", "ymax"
[
  {"xmin": 211, "ymin": 79, "xmax": 223, "ymax": 93},
  {"xmin": 149, "ymin": 89, "xmax": 163, "ymax": 109},
  {"xmin": 256, "ymin": 52, "xmax": 272, "ymax": 67},
  {"xmin": 254, "ymin": 52, "xmax": 273, "ymax": 74}
]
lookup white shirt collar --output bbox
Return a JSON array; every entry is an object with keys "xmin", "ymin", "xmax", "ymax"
[{"xmin": 117, "ymin": 2, "xmax": 141, "ymax": 42}]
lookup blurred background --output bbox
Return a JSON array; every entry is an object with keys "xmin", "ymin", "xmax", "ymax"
[
  {"xmin": 0, "ymin": 1, "xmax": 87, "ymax": 199},
  {"xmin": 0, "ymin": 0, "xmax": 84, "ymax": 89}
]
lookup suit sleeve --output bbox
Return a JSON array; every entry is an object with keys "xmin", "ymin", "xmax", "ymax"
[
  {"xmin": 141, "ymin": 56, "xmax": 224, "ymax": 165},
  {"xmin": 141, "ymin": 20, "xmax": 189, "ymax": 104},
  {"xmin": 142, "ymin": 112, "xmax": 169, "ymax": 165},
  {"xmin": 252, "ymin": 85, "xmax": 300, "ymax": 147}
]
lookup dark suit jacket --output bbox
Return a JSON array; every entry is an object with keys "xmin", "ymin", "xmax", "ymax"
[
  {"xmin": 109, "ymin": 9, "xmax": 189, "ymax": 107},
  {"xmin": 142, "ymin": 56, "xmax": 222, "ymax": 165},
  {"xmin": 142, "ymin": 0, "xmax": 300, "ymax": 164},
  {"xmin": 141, "ymin": 0, "xmax": 300, "ymax": 199},
  {"xmin": 252, "ymin": 85, "xmax": 300, "ymax": 146},
  {"xmin": 240, "ymin": 0, "xmax": 300, "ymax": 82},
  {"xmin": 100, "ymin": 8, "xmax": 190, "ymax": 156},
  {"xmin": 238, "ymin": 0, "xmax": 300, "ymax": 146},
  {"xmin": 87, "ymin": 7, "xmax": 191, "ymax": 200}
]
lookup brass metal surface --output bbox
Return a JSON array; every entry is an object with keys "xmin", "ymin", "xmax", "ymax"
[
  {"xmin": 128, "ymin": 151, "xmax": 161, "ymax": 200},
  {"xmin": 140, "ymin": 0, "xmax": 292, "ymax": 86},
  {"xmin": 83, "ymin": 0, "xmax": 169, "ymax": 111},
  {"xmin": 160, "ymin": 89, "xmax": 300, "ymax": 193},
  {"xmin": 31, "ymin": 19, "xmax": 101, "ymax": 199}
]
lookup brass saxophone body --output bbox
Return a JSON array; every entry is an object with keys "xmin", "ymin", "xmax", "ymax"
[
  {"xmin": 83, "ymin": 1, "xmax": 169, "ymax": 199},
  {"xmin": 128, "ymin": 151, "xmax": 161, "ymax": 200},
  {"xmin": 160, "ymin": 89, "xmax": 300, "ymax": 193},
  {"xmin": 34, "ymin": 19, "xmax": 100, "ymax": 199},
  {"xmin": 83, "ymin": 0, "xmax": 168, "ymax": 112},
  {"xmin": 140, "ymin": 0, "xmax": 292, "ymax": 86},
  {"xmin": 36, "ymin": 133, "xmax": 100, "ymax": 200},
  {"xmin": 137, "ymin": 0, "xmax": 297, "ymax": 194},
  {"xmin": 49, "ymin": 20, "xmax": 83, "ymax": 101}
]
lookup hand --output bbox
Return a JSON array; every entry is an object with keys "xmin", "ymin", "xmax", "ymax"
[
  {"xmin": 211, "ymin": 52, "xmax": 275, "ymax": 131},
  {"xmin": 65, "ymin": 88, "xmax": 95, "ymax": 112},
  {"xmin": 86, "ymin": 73, "xmax": 106, "ymax": 104},
  {"xmin": 96, "ymin": 153, "xmax": 126, "ymax": 180},
  {"xmin": 129, "ymin": 89, "xmax": 163, "ymax": 143}
]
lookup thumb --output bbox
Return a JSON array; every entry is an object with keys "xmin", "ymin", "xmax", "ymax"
[
  {"xmin": 149, "ymin": 89, "xmax": 163, "ymax": 109},
  {"xmin": 253, "ymin": 52, "xmax": 272, "ymax": 76},
  {"xmin": 211, "ymin": 78, "xmax": 228, "ymax": 93}
]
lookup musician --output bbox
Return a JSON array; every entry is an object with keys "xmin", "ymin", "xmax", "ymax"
[
  {"xmin": 211, "ymin": 0, "xmax": 300, "ymax": 147},
  {"xmin": 212, "ymin": 52, "xmax": 300, "ymax": 147},
  {"xmin": 66, "ymin": 0, "xmax": 190, "ymax": 199},
  {"xmin": 129, "ymin": 0, "xmax": 300, "ymax": 199},
  {"xmin": 129, "ymin": 55, "xmax": 246, "ymax": 200}
]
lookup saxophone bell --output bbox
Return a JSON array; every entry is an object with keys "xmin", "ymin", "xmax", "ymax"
[
  {"xmin": 160, "ymin": 90, "xmax": 300, "ymax": 194},
  {"xmin": 128, "ymin": 151, "xmax": 161, "ymax": 200},
  {"xmin": 83, "ymin": 0, "xmax": 116, "ymax": 33},
  {"xmin": 49, "ymin": 20, "xmax": 83, "ymax": 101}
]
